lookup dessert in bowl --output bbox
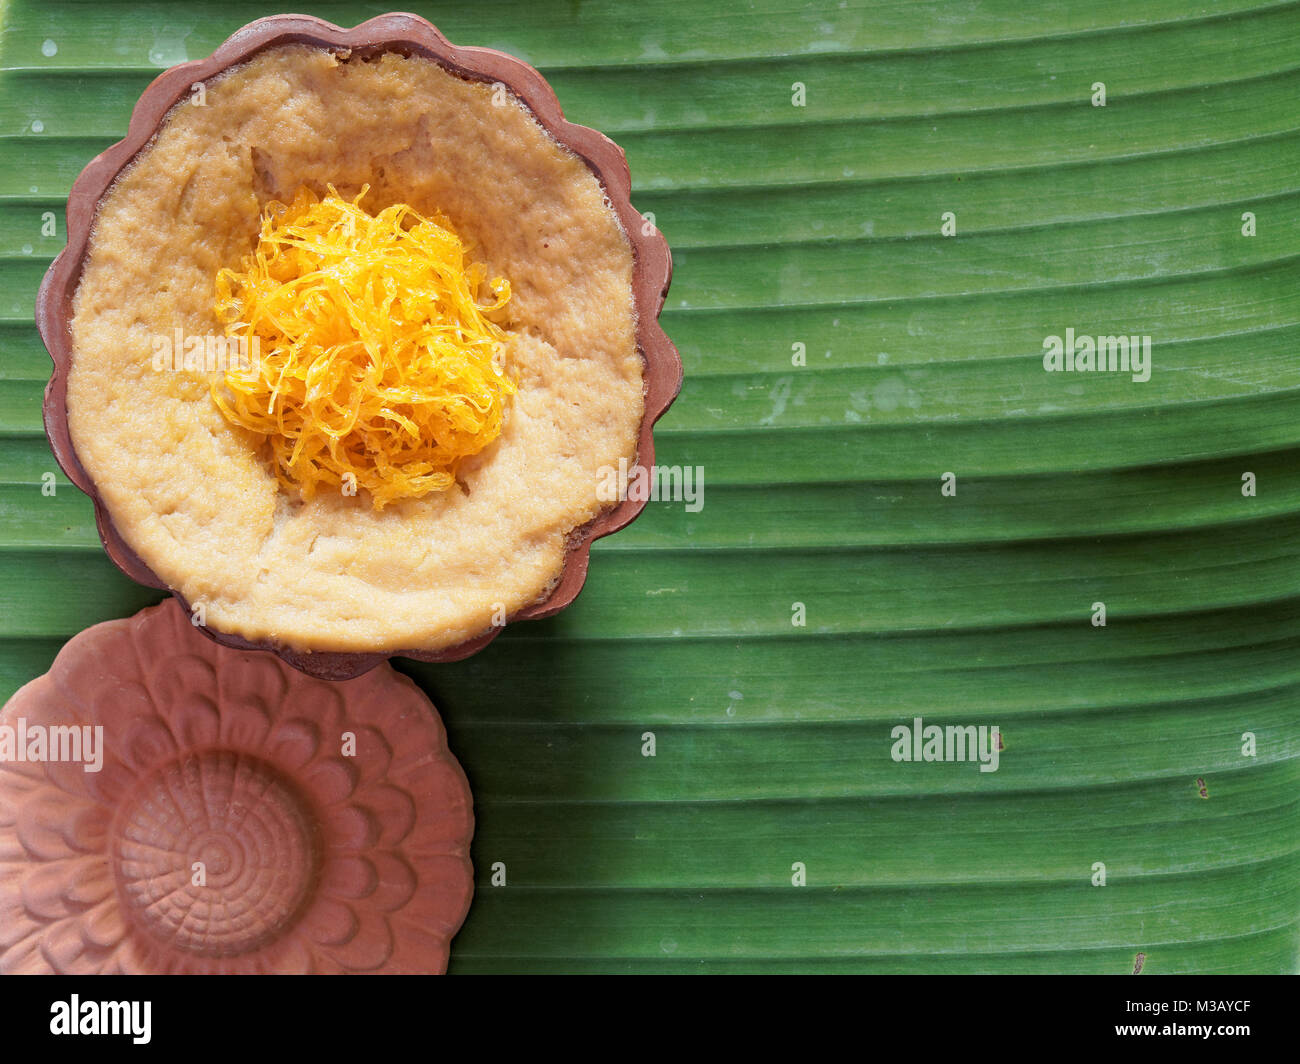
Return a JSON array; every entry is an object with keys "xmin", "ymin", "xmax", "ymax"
[{"xmin": 38, "ymin": 14, "xmax": 680, "ymax": 677}]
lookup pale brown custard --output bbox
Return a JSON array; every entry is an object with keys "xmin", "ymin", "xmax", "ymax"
[{"xmin": 69, "ymin": 46, "xmax": 643, "ymax": 653}]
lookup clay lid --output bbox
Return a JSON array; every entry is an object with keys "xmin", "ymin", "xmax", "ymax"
[
  {"xmin": 36, "ymin": 12, "xmax": 681, "ymax": 680},
  {"xmin": 0, "ymin": 598, "xmax": 474, "ymax": 974}
]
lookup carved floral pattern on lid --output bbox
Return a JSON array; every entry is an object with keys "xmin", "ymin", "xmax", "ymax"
[{"xmin": 0, "ymin": 599, "xmax": 474, "ymax": 974}]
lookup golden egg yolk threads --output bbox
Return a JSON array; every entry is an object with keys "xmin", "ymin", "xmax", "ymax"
[{"xmin": 212, "ymin": 184, "xmax": 514, "ymax": 509}]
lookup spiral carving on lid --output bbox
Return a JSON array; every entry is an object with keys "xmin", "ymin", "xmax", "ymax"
[
  {"xmin": 0, "ymin": 599, "xmax": 474, "ymax": 974},
  {"xmin": 114, "ymin": 752, "xmax": 319, "ymax": 957}
]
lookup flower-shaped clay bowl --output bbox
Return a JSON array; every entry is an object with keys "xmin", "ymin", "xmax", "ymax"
[
  {"xmin": 36, "ymin": 12, "xmax": 681, "ymax": 679},
  {"xmin": 0, "ymin": 599, "xmax": 474, "ymax": 974}
]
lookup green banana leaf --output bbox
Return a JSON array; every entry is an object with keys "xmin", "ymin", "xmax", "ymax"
[{"xmin": 0, "ymin": 0, "xmax": 1297, "ymax": 973}]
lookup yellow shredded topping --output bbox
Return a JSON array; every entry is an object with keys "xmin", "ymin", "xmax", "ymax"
[{"xmin": 212, "ymin": 184, "xmax": 514, "ymax": 509}]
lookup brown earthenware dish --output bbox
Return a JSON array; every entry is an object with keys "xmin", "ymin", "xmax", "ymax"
[
  {"xmin": 0, "ymin": 598, "xmax": 474, "ymax": 974},
  {"xmin": 36, "ymin": 12, "xmax": 681, "ymax": 679}
]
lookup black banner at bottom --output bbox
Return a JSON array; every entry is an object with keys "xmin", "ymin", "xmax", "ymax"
[{"xmin": 0, "ymin": 974, "xmax": 1287, "ymax": 1052}]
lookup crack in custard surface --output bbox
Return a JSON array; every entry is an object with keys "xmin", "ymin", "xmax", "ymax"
[{"xmin": 212, "ymin": 184, "xmax": 515, "ymax": 509}]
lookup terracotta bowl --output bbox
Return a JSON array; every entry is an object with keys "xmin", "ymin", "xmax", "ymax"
[
  {"xmin": 0, "ymin": 599, "xmax": 474, "ymax": 974},
  {"xmin": 36, "ymin": 12, "xmax": 681, "ymax": 679}
]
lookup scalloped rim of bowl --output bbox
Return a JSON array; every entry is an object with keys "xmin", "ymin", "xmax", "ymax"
[{"xmin": 36, "ymin": 12, "xmax": 682, "ymax": 680}]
